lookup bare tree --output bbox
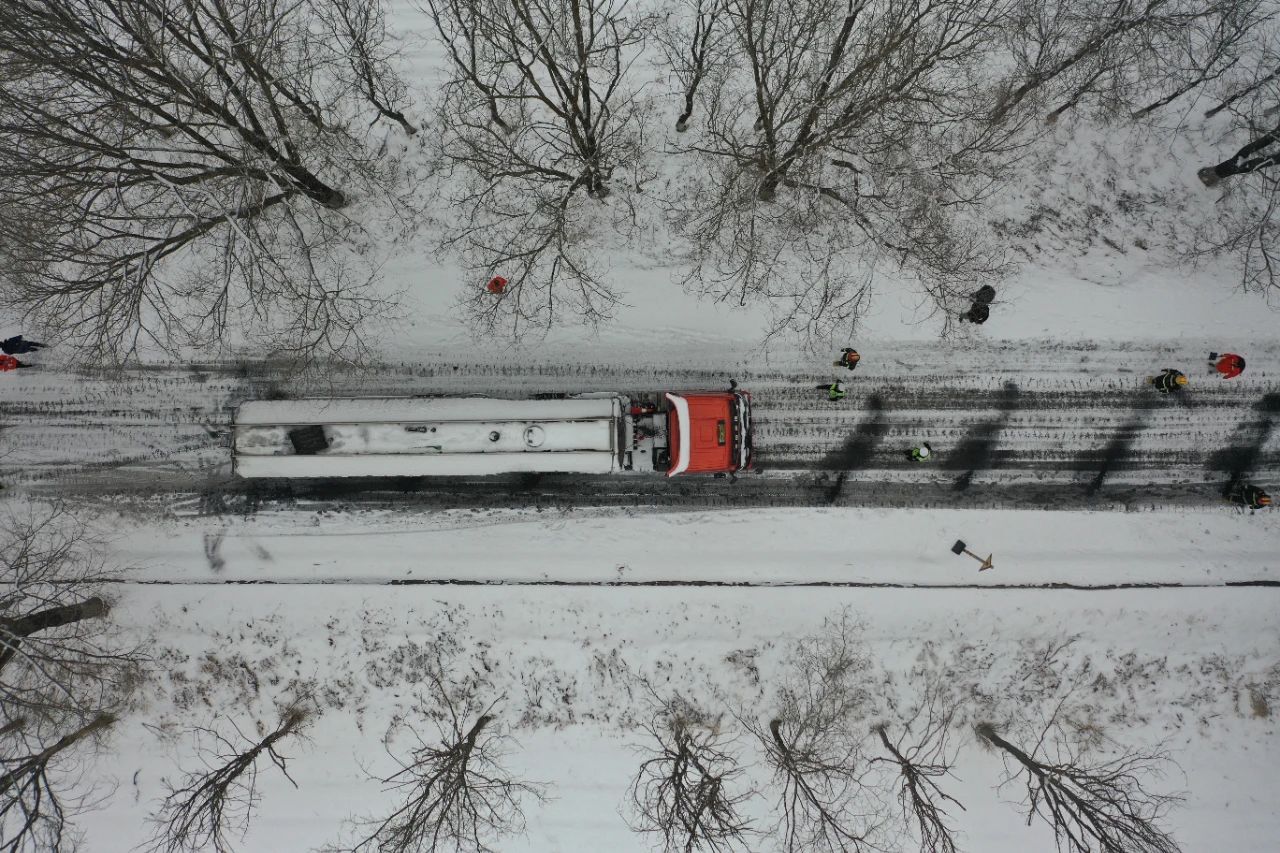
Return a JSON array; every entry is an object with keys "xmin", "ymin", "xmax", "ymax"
[
  {"xmin": 976, "ymin": 718, "xmax": 1183, "ymax": 853},
  {"xmin": 0, "ymin": 0, "xmax": 405, "ymax": 361},
  {"xmin": 423, "ymin": 0, "xmax": 655, "ymax": 337},
  {"xmin": 0, "ymin": 713, "xmax": 116, "ymax": 853},
  {"xmin": 993, "ymin": 0, "xmax": 1263, "ymax": 125},
  {"xmin": 628, "ymin": 691, "xmax": 753, "ymax": 853},
  {"xmin": 655, "ymin": 0, "xmax": 732, "ymax": 133},
  {"xmin": 0, "ymin": 504, "xmax": 138, "ymax": 741},
  {"xmin": 1199, "ymin": 123, "xmax": 1280, "ymax": 185},
  {"xmin": 1127, "ymin": 3, "xmax": 1267, "ymax": 120},
  {"xmin": 0, "ymin": 505, "xmax": 136, "ymax": 851},
  {"xmin": 870, "ymin": 684, "xmax": 964, "ymax": 853},
  {"xmin": 1190, "ymin": 171, "xmax": 1280, "ymax": 294},
  {"xmin": 1188, "ymin": 27, "xmax": 1280, "ymax": 297},
  {"xmin": 669, "ymin": 0, "xmax": 1018, "ymax": 346},
  {"xmin": 744, "ymin": 611, "xmax": 885, "ymax": 852},
  {"xmin": 338, "ymin": 655, "xmax": 543, "ymax": 853},
  {"xmin": 315, "ymin": 0, "xmax": 420, "ymax": 135},
  {"xmin": 146, "ymin": 708, "xmax": 309, "ymax": 853},
  {"xmin": 1206, "ymin": 48, "xmax": 1280, "ymax": 119}
]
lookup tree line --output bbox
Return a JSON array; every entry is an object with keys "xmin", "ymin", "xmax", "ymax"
[
  {"xmin": 2, "ymin": 509, "xmax": 1190, "ymax": 853},
  {"xmin": 1, "ymin": 0, "xmax": 1276, "ymax": 358}
]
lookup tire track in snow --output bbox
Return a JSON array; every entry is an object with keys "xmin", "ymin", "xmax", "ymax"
[{"xmin": 2, "ymin": 346, "xmax": 1278, "ymax": 512}]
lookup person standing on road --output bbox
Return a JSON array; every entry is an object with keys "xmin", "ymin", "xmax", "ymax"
[
  {"xmin": 0, "ymin": 335, "xmax": 46, "ymax": 355},
  {"xmin": 816, "ymin": 380, "xmax": 847, "ymax": 401},
  {"xmin": 1209, "ymin": 352, "xmax": 1245, "ymax": 379},
  {"xmin": 1227, "ymin": 482, "xmax": 1272, "ymax": 511},
  {"xmin": 1150, "ymin": 368, "xmax": 1188, "ymax": 393},
  {"xmin": 907, "ymin": 443, "xmax": 933, "ymax": 462},
  {"xmin": 960, "ymin": 302, "xmax": 990, "ymax": 324},
  {"xmin": 959, "ymin": 285, "xmax": 996, "ymax": 324},
  {"xmin": 834, "ymin": 348, "xmax": 860, "ymax": 371}
]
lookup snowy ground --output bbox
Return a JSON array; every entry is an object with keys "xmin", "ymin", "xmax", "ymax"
[
  {"xmin": 19, "ymin": 492, "xmax": 1272, "ymax": 852},
  {"xmin": 4, "ymin": 6, "xmax": 1280, "ymax": 853},
  {"xmin": 78, "ymin": 570, "xmax": 1280, "ymax": 852},
  {"xmin": 4, "ymin": 147, "xmax": 1280, "ymax": 853}
]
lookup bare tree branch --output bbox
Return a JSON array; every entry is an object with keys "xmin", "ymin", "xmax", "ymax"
[
  {"xmin": 669, "ymin": 0, "xmax": 1019, "ymax": 348},
  {"xmin": 977, "ymin": 719, "xmax": 1183, "ymax": 853},
  {"xmin": 1189, "ymin": 29, "xmax": 1280, "ymax": 298},
  {"xmin": 628, "ymin": 690, "xmax": 753, "ymax": 853},
  {"xmin": 0, "ymin": 0, "xmax": 406, "ymax": 361},
  {"xmin": 744, "ymin": 610, "xmax": 886, "ymax": 853},
  {"xmin": 336, "ymin": 653, "xmax": 544, "ymax": 853},
  {"xmin": 0, "ymin": 713, "xmax": 116, "ymax": 853},
  {"xmin": 994, "ymin": 0, "xmax": 1264, "ymax": 125},
  {"xmin": 870, "ymin": 683, "xmax": 965, "ymax": 853},
  {"xmin": 422, "ymin": 0, "xmax": 655, "ymax": 338},
  {"xmin": 146, "ymin": 707, "xmax": 310, "ymax": 853},
  {"xmin": 656, "ymin": 0, "xmax": 732, "ymax": 133},
  {"xmin": 315, "ymin": 0, "xmax": 420, "ymax": 135},
  {"xmin": 0, "ymin": 504, "xmax": 141, "ymax": 743}
]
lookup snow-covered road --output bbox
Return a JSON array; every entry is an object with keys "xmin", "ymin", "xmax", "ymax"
[
  {"xmin": 101, "ymin": 502, "xmax": 1280, "ymax": 587},
  {"xmin": 2, "ymin": 341, "xmax": 1278, "ymax": 513}
]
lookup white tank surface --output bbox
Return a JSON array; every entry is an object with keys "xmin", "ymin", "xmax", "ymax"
[
  {"xmin": 232, "ymin": 395, "xmax": 628, "ymax": 478},
  {"xmin": 234, "ymin": 396, "xmax": 622, "ymax": 426},
  {"xmin": 523, "ymin": 425, "xmax": 546, "ymax": 448}
]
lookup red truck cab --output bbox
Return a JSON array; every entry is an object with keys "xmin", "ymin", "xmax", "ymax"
[{"xmin": 663, "ymin": 390, "xmax": 753, "ymax": 476}]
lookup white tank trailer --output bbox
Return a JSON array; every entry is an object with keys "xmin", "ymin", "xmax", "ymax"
[{"xmin": 231, "ymin": 390, "xmax": 753, "ymax": 479}]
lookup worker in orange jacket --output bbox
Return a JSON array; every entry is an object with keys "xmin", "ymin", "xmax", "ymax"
[
  {"xmin": 1209, "ymin": 352, "xmax": 1245, "ymax": 379},
  {"xmin": 1227, "ymin": 482, "xmax": 1272, "ymax": 511},
  {"xmin": 833, "ymin": 348, "xmax": 860, "ymax": 371},
  {"xmin": 0, "ymin": 354, "xmax": 32, "ymax": 371}
]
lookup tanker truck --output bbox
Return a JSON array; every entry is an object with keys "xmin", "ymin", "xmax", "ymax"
[{"xmin": 232, "ymin": 389, "xmax": 752, "ymax": 479}]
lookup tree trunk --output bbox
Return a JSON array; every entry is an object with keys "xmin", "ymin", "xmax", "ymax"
[
  {"xmin": 278, "ymin": 163, "xmax": 347, "ymax": 209},
  {"xmin": 0, "ymin": 713, "xmax": 115, "ymax": 796},
  {"xmin": 677, "ymin": 87, "xmax": 697, "ymax": 132},
  {"xmin": 769, "ymin": 719, "xmax": 787, "ymax": 753},
  {"xmin": 976, "ymin": 724, "xmax": 1041, "ymax": 775},
  {"xmin": 1205, "ymin": 128, "xmax": 1280, "ymax": 182},
  {"xmin": 757, "ymin": 174, "xmax": 780, "ymax": 201},
  {"xmin": 0, "ymin": 596, "xmax": 108, "ymax": 673}
]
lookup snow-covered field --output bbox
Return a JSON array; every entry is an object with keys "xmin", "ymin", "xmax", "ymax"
[
  {"xmin": 79, "ymin": 564, "xmax": 1280, "ymax": 852},
  {"xmin": 4, "ymin": 3, "xmax": 1280, "ymax": 853}
]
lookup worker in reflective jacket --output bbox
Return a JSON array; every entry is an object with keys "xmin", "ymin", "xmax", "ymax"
[
  {"xmin": 907, "ymin": 443, "xmax": 933, "ymax": 462},
  {"xmin": 1228, "ymin": 483, "xmax": 1272, "ymax": 510},
  {"xmin": 1149, "ymin": 368, "xmax": 1188, "ymax": 393},
  {"xmin": 816, "ymin": 380, "xmax": 846, "ymax": 401}
]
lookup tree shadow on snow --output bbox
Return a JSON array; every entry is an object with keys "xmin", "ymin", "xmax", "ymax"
[
  {"xmin": 943, "ymin": 382, "xmax": 1020, "ymax": 492},
  {"xmin": 820, "ymin": 394, "xmax": 888, "ymax": 471},
  {"xmin": 1085, "ymin": 415, "xmax": 1145, "ymax": 496},
  {"xmin": 1205, "ymin": 393, "xmax": 1279, "ymax": 495},
  {"xmin": 816, "ymin": 394, "xmax": 887, "ymax": 503}
]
